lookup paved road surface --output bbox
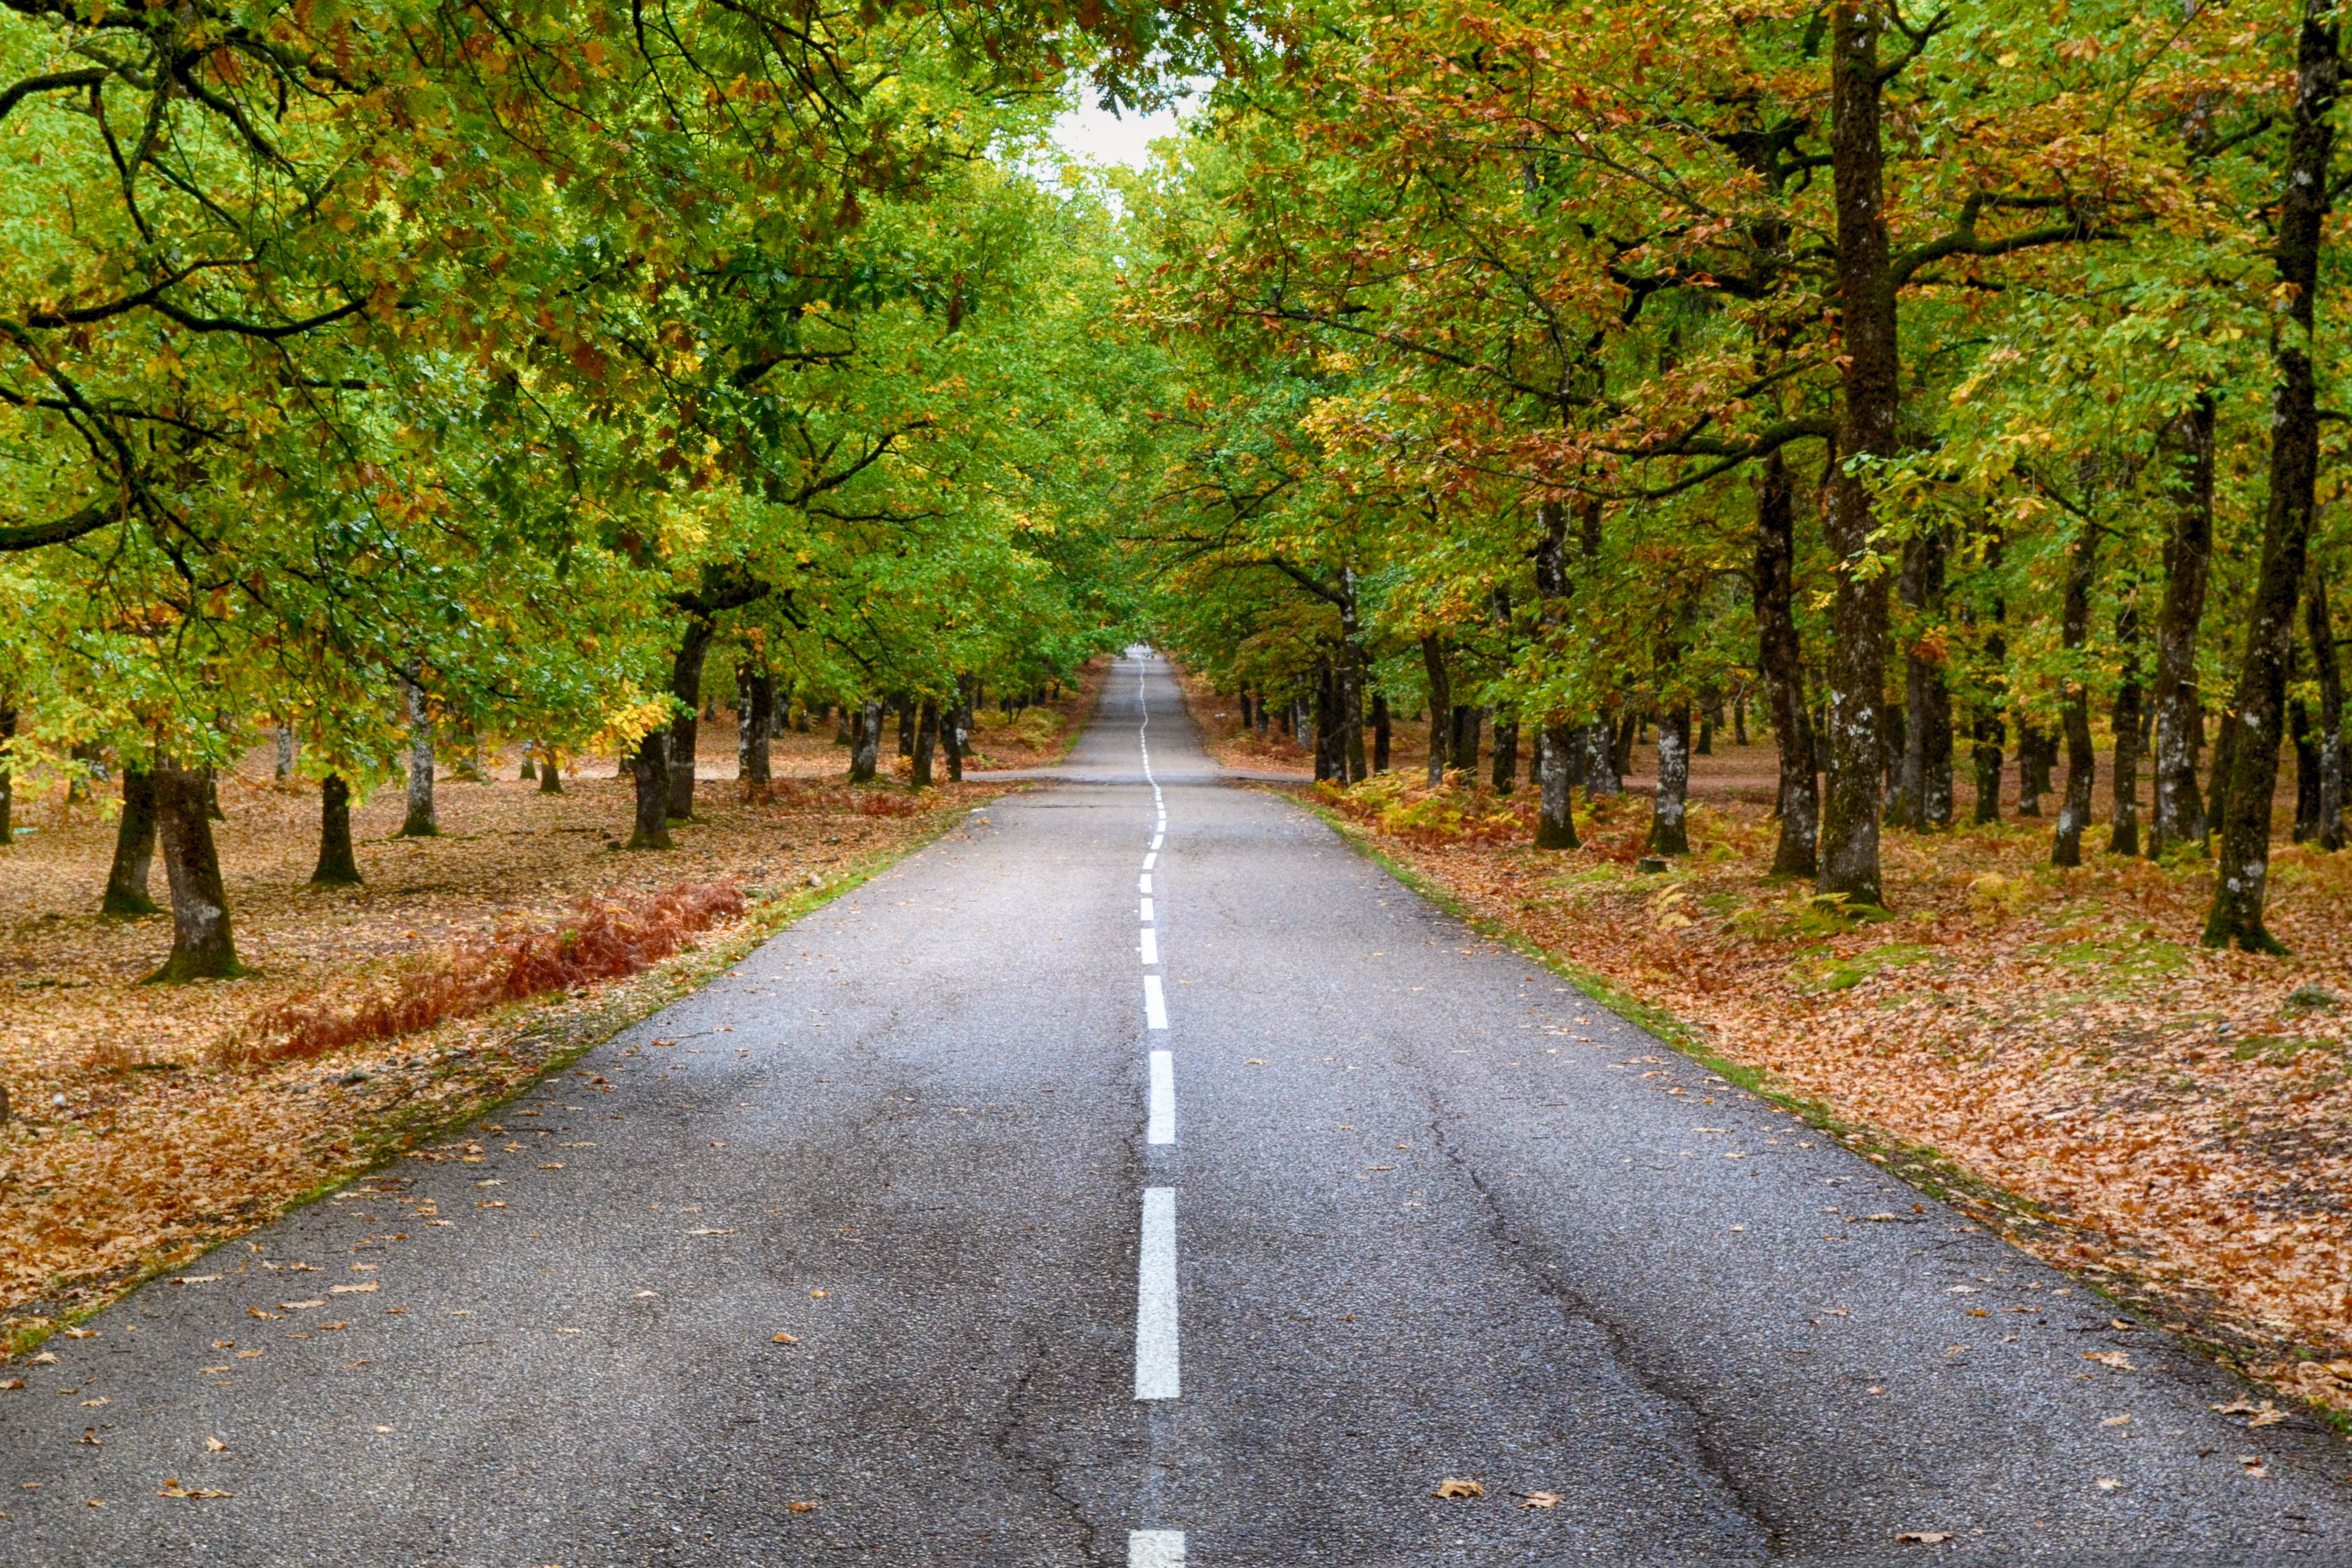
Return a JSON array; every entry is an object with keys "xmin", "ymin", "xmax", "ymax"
[{"xmin": 6, "ymin": 655, "xmax": 2348, "ymax": 1565}]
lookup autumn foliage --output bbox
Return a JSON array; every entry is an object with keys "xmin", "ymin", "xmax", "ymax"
[{"xmin": 225, "ymin": 882, "xmax": 746, "ymax": 1067}]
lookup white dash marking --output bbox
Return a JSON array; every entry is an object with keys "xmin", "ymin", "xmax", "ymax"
[
  {"xmin": 1148, "ymin": 1050, "xmax": 1176, "ymax": 1144},
  {"xmin": 1143, "ymin": 974, "xmax": 1169, "ymax": 1030},
  {"xmin": 1140, "ymin": 897, "xmax": 1154, "ymax": 923},
  {"xmin": 1129, "ymin": 1529, "xmax": 1186, "ymax": 1567},
  {"xmin": 1135, "ymin": 1189, "xmax": 1180, "ymax": 1399},
  {"xmin": 1151, "ymin": 833, "xmax": 1163, "ymax": 850},
  {"xmin": 1143, "ymin": 851, "xmax": 1157, "ymax": 870},
  {"xmin": 1140, "ymin": 928, "xmax": 1159, "ymax": 965},
  {"xmin": 1139, "ymin": 873, "xmax": 1153, "ymax": 895}
]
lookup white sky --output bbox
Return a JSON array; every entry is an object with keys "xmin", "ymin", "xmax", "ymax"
[{"xmin": 1047, "ymin": 90, "xmax": 1196, "ymax": 171}]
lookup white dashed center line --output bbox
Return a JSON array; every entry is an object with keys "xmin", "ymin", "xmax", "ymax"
[
  {"xmin": 1139, "ymin": 872, "xmax": 1153, "ymax": 894},
  {"xmin": 1143, "ymin": 974, "xmax": 1169, "ymax": 1031},
  {"xmin": 1129, "ymin": 1529, "xmax": 1187, "ymax": 1566},
  {"xmin": 1148, "ymin": 1050, "xmax": 1176, "ymax": 1145},
  {"xmin": 1135, "ymin": 1187, "xmax": 1181, "ymax": 1399},
  {"xmin": 1140, "ymin": 928, "xmax": 1159, "ymax": 965}
]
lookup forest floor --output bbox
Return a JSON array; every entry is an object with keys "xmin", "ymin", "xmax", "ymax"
[
  {"xmin": 1177, "ymin": 676, "xmax": 2352, "ymax": 1422},
  {"xmin": 0, "ymin": 667, "xmax": 1104, "ymax": 1343}
]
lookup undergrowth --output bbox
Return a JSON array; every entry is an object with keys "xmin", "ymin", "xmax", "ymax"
[{"xmin": 222, "ymin": 881, "xmax": 746, "ymax": 1066}]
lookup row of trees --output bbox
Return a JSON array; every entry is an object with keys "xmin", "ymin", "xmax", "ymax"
[
  {"xmin": 1128, "ymin": 0, "xmax": 2352, "ymax": 953},
  {"xmin": 0, "ymin": 0, "xmax": 1217, "ymax": 978}
]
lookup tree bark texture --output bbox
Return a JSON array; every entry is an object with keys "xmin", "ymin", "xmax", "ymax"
[
  {"xmin": 1421, "ymin": 636, "xmax": 1450, "ymax": 786},
  {"xmin": 2110, "ymin": 603, "xmax": 2145, "ymax": 857},
  {"xmin": 1531, "ymin": 499, "xmax": 1581, "ymax": 848},
  {"xmin": 850, "ymin": 699, "xmax": 884, "ymax": 783},
  {"xmin": 627, "ymin": 731, "xmax": 672, "ymax": 850},
  {"xmin": 912, "ymin": 700, "xmax": 939, "ymax": 789},
  {"xmin": 1372, "ymin": 695, "xmax": 1391, "ymax": 774},
  {"xmin": 537, "ymin": 741, "xmax": 564, "ymax": 794},
  {"xmin": 666, "ymin": 618, "xmax": 714, "ymax": 821},
  {"xmin": 2309, "ymin": 568, "xmax": 2345, "ymax": 849},
  {"xmin": 0, "ymin": 700, "xmax": 13, "ymax": 848},
  {"xmin": 2151, "ymin": 395, "xmax": 2216, "ymax": 855},
  {"xmin": 103, "ymin": 765, "xmax": 161, "ymax": 914},
  {"xmin": 398, "ymin": 676, "xmax": 438, "ymax": 837},
  {"xmin": 1895, "ymin": 526, "xmax": 1953, "ymax": 829},
  {"xmin": 2207, "ymin": 0, "xmax": 2339, "ymax": 950},
  {"xmin": 1648, "ymin": 706, "xmax": 1692, "ymax": 856},
  {"xmin": 1753, "ymin": 452, "xmax": 1818, "ymax": 876},
  {"xmin": 312, "ymin": 773, "xmax": 363, "ymax": 885},
  {"xmin": 739, "ymin": 665, "xmax": 776, "ymax": 791},
  {"xmin": 146, "ymin": 760, "xmax": 243, "ymax": 982},
  {"xmin": 1821, "ymin": 2, "xmax": 1898, "ymax": 906},
  {"xmin": 2053, "ymin": 526, "xmax": 2099, "ymax": 867}
]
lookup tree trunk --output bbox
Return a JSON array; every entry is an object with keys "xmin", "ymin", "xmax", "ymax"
[
  {"xmin": 1421, "ymin": 635, "xmax": 1451, "ymax": 786},
  {"xmin": 1491, "ymin": 713, "xmax": 1519, "ymax": 791},
  {"xmin": 626, "ymin": 731, "xmax": 672, "ymax": 849},
  {"xmin": 666, "ymin": 619, "xmax": 714, "ymax": 821},
  {"xmin": 1312, "ymin": 661, "xmax": 1342, "ymax": 782},
  {"xmin": 1372, "ymin": 694, "xmax": 1391, "ymax": 774},
  {"xmin": 1821, "ymin": 3, "xmax": 1898, "ymax": 906},
  {"xmin": 400, "ymin": 677, "xmax": 437, "ymax": 837},
  {"xmin": 102, "ymin": 765, "xmax": 161, "ymax": 914},
  {"xmin": 1754, "ymin": 452, "xmax": 1818, "ymax": 876},
  {"xmin": 912, "ymin": 700, "xmax": 939, "ymax": 789},
  {"xmin": 145, "ymin": 760, "xmax": 243, "ymax": 982},
  {"xmin": 1536, "ymin": 727, "xmax": 1580, "ymax": 848},
  {"xmin": 1895, "ymin": 525, "xmax": 1953, "ymax": 829},
  {"xmin": 897, "ymin": 698, "xmax": 916, "ymax": 758},
  {"xmin": 1648, "ymin": 706, "xmax": 1692, "ymax": 856},
  {"xmin": 2053, "ymin": 525, "xmax": 2100, "ymax": 867},
  {"xmin": 538, "ymin": 742, "xmax": 564, "ymax": 794},
  {"xmin": 1971, "ymin": 712, "xmax": 2004, "ymax": 824},
  {"xmin": 2293, "ymin": 695, "xmax": 2321, "ymax": 840},
  {"xmin": 1449, "ymin": 706, "xmax": 1481, "ymax": 780},
  {"xmin": 2206, "ymin": 0, "xmax": 2340, "ymax": 951},
  {"xmin": 740, "ymin": 664, "xmax": 775, "ymax": 791},
  {"xmin": 274, "ymin": 725, "xmax": 296, "ymax": 780},
  {"xmin": 2151, "ymin": 395, "xmax": 2216, "ymax": 856},
  {"xmin": 2015, "ymin": 722, "xmax": 2046, "ymax": 816},
  {"xmin": 312, "ymin": 773, "xmax": 363, "ymax": 885},
  {"xmin": 2110, "ymin": 603, "xmax": 2145, "ymax": 857},
  {"xmin": 2309, "ymin": 568, "xmax": 2345, "ymax": 849},
  {"xmin": 520, "ymin": 747, "xmax": 538, "ymax": 782},
  {"xmin": 0, "ymin": 699, "xmax": 13, "ymax": 848},
  {"xmin": 1587, "ymin": 717, "xmax": 1625, "ymax": 797},
  {"xmin": 850, "ymin": 699, "xmax": 884, "ymax": 783},
  {"xmin": 1733, "ymin": 693, "xmax": 1748, "ymax": 747}
]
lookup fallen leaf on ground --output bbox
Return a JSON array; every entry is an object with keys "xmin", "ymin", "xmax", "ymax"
[
  {"xmin": 1432, "ymin": 1477, "xmax": 1484, "ymax": 1499},
  {"xmin": 773, "ymin": 1332, "xmax": 800, "ymax": 1344},
  {"xmin": 204, "ymin": 1437, "xmax": 227, "ymax": 1452},
  {"xmin": 786, "ymin": 1501, "xmax": 818, "ymax": 1513},
  {"xmin": 280, "ymin": 1300, "xmax": 325, "ymax": 1310},
  {"xmin": 157, "ymin": 1479, "xmax": 232, "ymax": 1499},
  {"xmin": 2095, "ymin": 1478, "xmax": 2120, "ymax": 1491},
  {"xmin": 329, "ymin": 1282, "xmax": 378, "ymax": 1294},
  {"xmin": 2084, "ymin": 1352, "xmax": 2134, "ymax": 1370},
  {"xmin": 1896, "ymin": 1531, "xmax": 1950, "ymax": 1543},
  {"xmin": 1519, "ymin": 1491, "xmax": 1561, "ymax": 1509}
]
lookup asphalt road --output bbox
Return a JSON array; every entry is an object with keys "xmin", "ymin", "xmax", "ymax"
[{"xmin": 6, "ymin": 654, "xmax": 2348, "ymax": 1566}]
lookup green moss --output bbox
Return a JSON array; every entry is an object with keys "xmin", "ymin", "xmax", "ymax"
[{"xmin": 1789, "ymin": 942, "xmax": 1942, "ymax": 995}]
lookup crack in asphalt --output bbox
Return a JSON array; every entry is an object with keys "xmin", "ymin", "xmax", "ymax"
[
  {"xmin": 988, "ymin": 1335, "xmax": 1111, "ymax": 1567},
  {"xmin": 1414, "ymin": 1081, "xmax": 1787, "ymax": 1559}
]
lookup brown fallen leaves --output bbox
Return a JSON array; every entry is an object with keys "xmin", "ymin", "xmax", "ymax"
[
  {"xmin": 1298, "ymin": 751, "xmax": 2352, "ymax": 1417},
  {"xmin": 1432, "ymin": 1477, "xmax": 1484, "ymax": 1499},
  {"xmin": 0, "ymin": 731, "xmax": 1001, "ymax": 1340},
  {"xmin": 156, "ymin": 1479, "xmax": 232, "ymax": 1500}
]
